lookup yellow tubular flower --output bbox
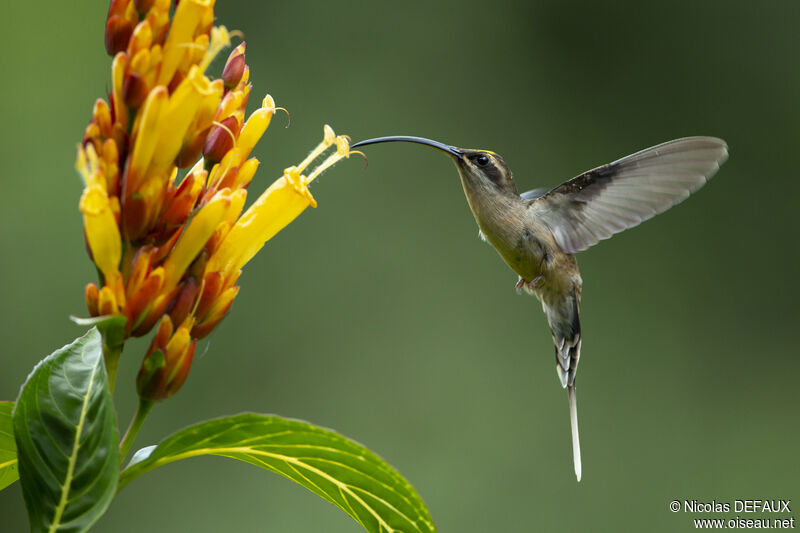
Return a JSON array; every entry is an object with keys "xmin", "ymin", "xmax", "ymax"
[
  {"xmin": 148, "ymin": 67, "xmax": 220, "ymax": 179},
  {"xmin": 162, "ymin": 192, "xmax": 231, "ymax": 291},
  {"xmin": 128, "ymin": 86, "xmax": 168, "ymax": 192},
  {"xmin": 206, "ymin": 126, "xmax": 353, "ymax": 281},
  {"xmin": 77, "ymin": 145, "xmax": 122, "ymax": 289},
  {"xmin": 207, "ymin": 95, "xmax": 276, "ymax": 190},
  {"xmin": 156, "ymin": 0, "xmax": 212, "ymax": 87},
  {"xmin": 236, "ymin": 96, "xmax": 276, "ymax": 159}
]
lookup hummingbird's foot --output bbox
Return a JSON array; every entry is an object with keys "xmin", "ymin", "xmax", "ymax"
[{"xmin": 516, "ymin": 275, "xmax": 544, "ymax": 293}]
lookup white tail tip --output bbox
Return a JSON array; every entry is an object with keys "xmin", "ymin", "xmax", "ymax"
[{"xmin": 569, "ymin": 386, "xmax": 582, "ymax": 482}]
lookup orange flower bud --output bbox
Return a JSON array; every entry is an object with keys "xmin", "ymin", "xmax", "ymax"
[
  {"xmin": 126, "ymin": 267, "xmax": 164, "ymax": 335},
  {"xmin": 93, "ymin": 99, "xmax": 113, "ymax": 138},
  {"xmin": 164, "ymin": 340, "xmax": 196, "ymax": 398},
  {"xmin": 105, "ymin": 16, "xmax": 133, "ymax": 56},
  {"xmin": 111, "ymin": 53, "xmax": 129, "ymax": 130},
  {"xmin": 152, "ymin": 228, "xmax": 182, "ymax": 264},
  {"xmin": 137, "ymin": 316, "xmax": 197, "ymax": 401},
  {"xmin": 83, "ymin": 123, "xmax": 101, "ymax": 148},
  {"xmin": 168, "ymin": 278, "xmax": 198, "ymax": 327},
  {"xmin": 121, "ymin": 193, "xmax": 148, "ymax": 241},
  {"xmin": 123, "ymin": 72, "xmax": 149, "ymax": 109},
  {"xmin": 154, "ymin": 312, "xmax": 174, "ymax": 345},
  {"xmin": 147, "ymin": 8, "xmax": 170, "ymax": 45},
  {"xmin": 128, "ymin": 20, "xmax": 153, "ymax": 58},
  {"xmin": 111, "ymin": 123, "xmax": 129, "ymax": 163},
  {"xmin": 193, "ymin": 270, "xmax": 222, "ymax": 320},
  {"xmin": 131, "ymin": 287, "xmax": 175, "ymax": 337},
  {"xmin": 161, "ymin": 173, "xmax": 202, "ymax": 227},
  {"xmin": 222, "ymin": 42, "xmax": 246, "ymax": 90},
  {"xmin": 133, "ymin": 0, "xmax": 155, "ymax": 15},
  {"xmin": 126, "ymin": 246, "xmax": 155, "ymax": 300},
  {"xmin": 101, "ymin": 139, "xmax": 121, "ymax": 197},
  {"xmin": 85, "ymin": 283, "xmax": 100, "ymax": 317},
  {"xmin": 98, "ymin": 286, "xmax": 119, "ymax": 316},
  {"xmin": 107, "ymin": 0, "xmax": 130, "ymax": 17},
  {"xmin": 203, "ymin": 116, "xmax": 238, "ymax": 164},
  {"xmin": 192, "ymin": 286, "xmax": 239, "ymax": 339},
  {"xmin": 216, "ymin": 89, "xmax": 246, "ymax": 122}
]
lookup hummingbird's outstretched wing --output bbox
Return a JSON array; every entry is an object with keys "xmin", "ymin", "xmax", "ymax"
[{"xmin": 527, "ymin": 137, "xmax": 728, "ymax": 254}]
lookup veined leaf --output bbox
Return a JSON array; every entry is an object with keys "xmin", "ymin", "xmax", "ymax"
[
  {"xmin": 121, "ymin": 414, "xmax": 436, "ymax": 533},
  {"xmin": 13, "ymin": 328, "xmax": 120, "ymax": 533},
  {"xmin": 0, "ymin": 401, "xmax": 18, "ymax": 490}
]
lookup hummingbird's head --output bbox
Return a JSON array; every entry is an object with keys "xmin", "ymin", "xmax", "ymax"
[
  {"xmin": 350, "ymin": 136, "xmax": 518, "ymax": 196},
  {"xmin": 455, "ymin": 148, "xmax": 517, "ymax": 196}
]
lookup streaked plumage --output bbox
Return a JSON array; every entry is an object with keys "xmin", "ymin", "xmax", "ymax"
[{"xmin": 351, "ymin": 135, "xmax": 728, "ymax": 481}]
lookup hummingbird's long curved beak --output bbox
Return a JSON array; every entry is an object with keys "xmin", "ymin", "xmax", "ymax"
[{"xmin": 350, "ymin": 136, "xmax": 463, "ymax": 158}]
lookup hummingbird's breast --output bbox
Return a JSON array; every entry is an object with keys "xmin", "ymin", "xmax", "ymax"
[
  {"xmin": 458, "ymin": 172, "xmax": 578, "ymax": 290},
  {"xmin": 491, "ymin": 220, "xmax": 554, "ymax": 281},
  {"xmin": 469, "ymin": 194, "xmax": 554, "ymax": 282}
]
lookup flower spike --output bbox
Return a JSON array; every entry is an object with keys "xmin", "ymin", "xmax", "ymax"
[{"xmin": 80, "ymin": 0, "xmax": 355, "ymax": 400}]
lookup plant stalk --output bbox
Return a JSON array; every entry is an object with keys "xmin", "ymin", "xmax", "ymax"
[
  {"xmin": 119, "ymin": 398, "xmax": 155, "ymax": 461},
  {"xmin": 103, "ymin": 343, "xmax": 123, "ymax": 395}
]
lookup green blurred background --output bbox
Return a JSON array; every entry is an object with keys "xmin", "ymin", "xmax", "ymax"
[{"xmin": 1, "ymin": 1, "xmax": 798, "ymax": 531}]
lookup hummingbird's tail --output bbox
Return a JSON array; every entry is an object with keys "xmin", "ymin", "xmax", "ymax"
[
  {"xmin": 569, "ymin": 384, "xmax": 582, "ymax": 482},
  {"xmin": 541, "ymin": 286, "xmax": 583, "ymax": 481}
]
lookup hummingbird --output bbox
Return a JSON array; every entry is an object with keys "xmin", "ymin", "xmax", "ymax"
[{"xmin": 350, "ymin": 135, "xmax": 728, "ymax": 481}]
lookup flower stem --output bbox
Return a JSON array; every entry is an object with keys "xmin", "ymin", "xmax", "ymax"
[
  {"xmin": 120, "ymin": 398, "xmax": 155, "ymax": 461},
  {"xmin": 103, "ymin": 343, "xmax": 123, "ymax": 395}
]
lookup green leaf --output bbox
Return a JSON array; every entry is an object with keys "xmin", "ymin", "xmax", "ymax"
[
  {"xmin": 70, "ymin": 315, "xmax": 127, "ymax": 350},
  {"xmin": 121, "ymin": 414, "xmax": 436, "ymax": 533},
  {"xmin": 70, "ymin": 315, "xmax": 127, "ymax": 393},
  {"xmin": 13, "ymin": 328, "xmax": 120, "ymax": 533},
  {"xmin": 0, "ymin": 401, "xmax": 19, "ymax": 490}
]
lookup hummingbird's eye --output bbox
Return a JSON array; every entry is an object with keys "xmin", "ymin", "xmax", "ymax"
[{"xmin": 474, "ymin": 154, "xmax": 490, "ymax": 167}]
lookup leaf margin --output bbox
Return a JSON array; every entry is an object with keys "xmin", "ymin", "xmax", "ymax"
[
  {"xmin": 120, "ymin": 413, "xmax": 436, "ymax": 533},
  {"xmin": 13, "ymin": 327, "xmax": 120, "ymax": 532}
]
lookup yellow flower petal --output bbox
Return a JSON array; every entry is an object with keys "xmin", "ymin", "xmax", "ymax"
[
  {"xmin": 163, "ymin": 191, "xmax": 231, "ymax": 290},
  {"xmin": 111, "ymin": 52, "xmax": 129, "ymax": 129},
  {"xmin": 156, "ymin": 0, "xmax": 211, "ymax": 87},
  {"xmin": 206, "ymin": 170, "xmax": 312, "ymax": 279},
  {"xmin": 81, "ymin": 187, "xmax": 122, "ymax": 279},
  {"xmin": 235, "ymin": 158, "xmax": 259, "ymax": 189},
  {"xmin": 128, "ymin": 86, "xmax": 168, "ymax": 190},
  {"xmin": 224, "ymin": 188, "xmax": 247, "ymax": 226},
  {"xmin": 77, "ymin": 145, "xmax": 122, "ymax": 283},
  {"xmin": 236, "ymin": 95, "xmax": 276, "ymax": 160},
  {"xmin": 148, "ymin": 66, "xmax": 214, "ymax": 179}
]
